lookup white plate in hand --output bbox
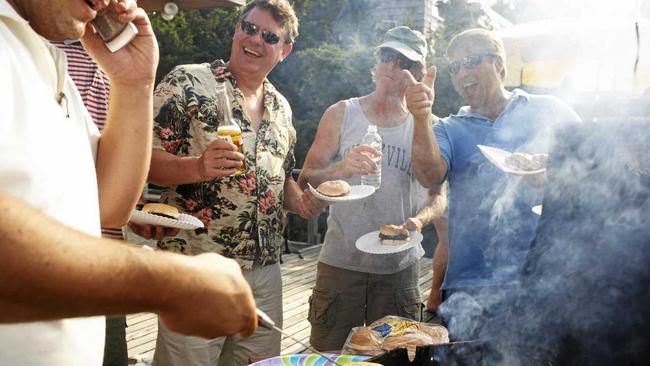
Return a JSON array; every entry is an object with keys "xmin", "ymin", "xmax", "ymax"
[
  {"xmin": 477, "ymin": 145, "xmax": 546, "ymax": 175},
  {"xmin": 130, "ymin": 210, "xmax": 204, "ymax": 230},
  {"xmin": 355, "ymin": 230, "xmax": 423, "ymax": 254},
  {"xmin": 307, "ymin": 183, "xmax": 375, "ymax": 203}
]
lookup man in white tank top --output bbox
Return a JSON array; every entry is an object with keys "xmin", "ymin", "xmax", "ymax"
[{"xmin": 298, "ymin": 26, "xmax": 432, "ymax": 351}]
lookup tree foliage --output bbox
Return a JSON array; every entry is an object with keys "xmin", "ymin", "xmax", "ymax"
[{"xmin": 430, "ymin": 0, "xmax": 488, "ymax": 117}]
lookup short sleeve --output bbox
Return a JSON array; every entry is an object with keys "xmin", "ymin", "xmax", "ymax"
[
  {"xmin": 283, "ymin": 116, "xmax": 297, "ymax": 178},
  {"xmin": 552, "ymin": 97, "xmax": 582, "ymax": 124},
  {"xmin": 152, "ymin": 66, "xmax": 191, "ymax": 155},
  {"xmin": 433, "ymin": 121, "xmax": 452, "ymax": 178}
]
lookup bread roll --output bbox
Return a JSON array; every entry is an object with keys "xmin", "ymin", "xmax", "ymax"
[
  {"xmin": 348, "ymin": 327, "xmax": 383, "ymax": 353},
  {"xmin": 142, "ymin": 203, "xmax": 180, "ymax": 220},
  {"xmin": 316, "ymin": 180, "xmax": 351, "ymax": 197},
  {"xmin": 378, "ymin": 224, "xmax": 409, "ymax": 245}
]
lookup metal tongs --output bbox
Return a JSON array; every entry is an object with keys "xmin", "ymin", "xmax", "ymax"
[{"xmin": 256, "ymin": 308, "xmax": 345, "ymax": 366}]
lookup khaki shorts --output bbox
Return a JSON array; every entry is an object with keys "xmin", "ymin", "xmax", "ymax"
[
  {"xmin": 153, "ymin": 263, "xmax": 282, "ymax": 366},
  {"xmin": 308, "ymin": 262, "xmax": 421, "ymax": 351}
]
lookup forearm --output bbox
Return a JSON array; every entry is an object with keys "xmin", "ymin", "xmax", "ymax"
[
  {"xmin": 0, "ymin": 192, "xmax": 189, "ymax": 322},
  {"xmin": 297, "ymin": 161, "xmax": 347, "ymax": 190},
  {"xmin": 282, "ymin": 178, "xmax": 303, "ymax": 214},
  {"xmin": 95, "ymin": 82, "xmax": 154, "ymax": 227},
  {"xmin": 148, "ymin": 149, "xmax": 203, "ymax": 186},
  {"xmin": 430, "ymin": 219, "xmax": 448, "ymax": 296},
  {"xmin": 412, "ymin": 115, "xmax": 446, "ymax": 188}
]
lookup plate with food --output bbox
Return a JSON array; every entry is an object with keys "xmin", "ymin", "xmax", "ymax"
[
  {"xmin": 307, "ymin": 180, "xmax": 375, "ymax": 203},
  {"xmin": 130, "ymin": 203, "xmax": 204, "ymax": 230},
  {"xmin": 356, "ymin": 224, "xmax": 424, "ymax": 254},
  {"xmin": 477, "ymin": 145, "xmax": 547, "ymax": 175}
]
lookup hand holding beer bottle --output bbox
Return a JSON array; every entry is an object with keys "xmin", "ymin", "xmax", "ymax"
[
  {"xmin": 196, "ymin": 83, "xmax": 245, "ymax": 180},
  {"xmin": 215, "ymin": 83, "xmax": 246, "ymax": 176}
]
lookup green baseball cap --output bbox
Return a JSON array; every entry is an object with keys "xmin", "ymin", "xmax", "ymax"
[{"xmin": 376, "ymin": 26, "xmax": 427, "ymax": 62}]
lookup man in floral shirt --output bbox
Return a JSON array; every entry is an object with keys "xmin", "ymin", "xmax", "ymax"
[{"xmin": 143, "ymin": 1, "xmax": 326, "ymax": 365}]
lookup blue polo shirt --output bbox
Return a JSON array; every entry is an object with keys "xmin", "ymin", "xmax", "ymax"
[{"xmin": 435, "ymin": 89, "xmax": 581, "ymax": 289}]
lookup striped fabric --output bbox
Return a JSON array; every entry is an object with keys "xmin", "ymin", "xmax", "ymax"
[{"xmin": 52, "ymin": 41, "xmax": 124, "ymax": 240}]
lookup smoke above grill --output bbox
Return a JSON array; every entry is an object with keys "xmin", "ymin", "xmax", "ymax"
[{"xmin": 440, "ymin": 121, "xmax": 649, "ymax": 365}]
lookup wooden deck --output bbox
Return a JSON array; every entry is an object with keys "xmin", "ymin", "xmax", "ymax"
[{"xmin": 126, "ymin": 244, "xmax": 434, "ymax": 361}]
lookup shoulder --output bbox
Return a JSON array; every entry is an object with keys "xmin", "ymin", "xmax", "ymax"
[
  {"xmin": 518, "ymin": 91, "xmax": 581, "ymax": 122},
  {"xmin": 161, "ymin": 63, "xmax": 213, "ymax": 84}
]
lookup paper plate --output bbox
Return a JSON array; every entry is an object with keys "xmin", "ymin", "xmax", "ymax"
[
  {"xmin": 532, "ymin": 205, "xmax": 543, "ymax": 216},
  {"xmin": 308, "ymin": 183, "xmax": 375, "ymax": 203},
  {"xmin": 355, "ymin": 230, "xmax": 423, "ymax": 254},
  {"xmin": 248, "ymin": 353, "xmax": 369, "ymax": 366},
  {"xmin": 130, "ymin": 210, "xmax": 204, "ymax": 230},
  {"xmin": 477, "ymin": 145, "xmax": 546, "ymax": 176}
]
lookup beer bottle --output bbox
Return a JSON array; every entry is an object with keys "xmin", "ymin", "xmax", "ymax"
[{"xmin": 215, "ymin": 82, "xmax": 246, "ymax": 175}]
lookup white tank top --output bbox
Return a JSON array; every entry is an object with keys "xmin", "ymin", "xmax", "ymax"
[{"xmin": 319, "ymin": 98, "xmax": 425, "ymax": 274}]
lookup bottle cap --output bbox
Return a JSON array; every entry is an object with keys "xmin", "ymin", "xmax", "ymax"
[{"xmin": 106, "ymin": 22, "xmax": 138, "ymax": 53}]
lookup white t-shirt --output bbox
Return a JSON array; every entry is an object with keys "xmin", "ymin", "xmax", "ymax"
[{"xmin": 0, "ymin": 1, "xmax": 104, "ymax": 365}]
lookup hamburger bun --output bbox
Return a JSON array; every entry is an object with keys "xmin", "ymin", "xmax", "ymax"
[
  {"xmin": 378, "ymin": 224, "xmax": 409, "ymax": 245},
  {"xmin": 316, "ymin": 180, "xmax": 351, "ymax": 197},
  {"xmin": 348, "ymin": 327, "xmax": 383, "ymax": 353},
  {"xmin": 142, "ymin": 203, "xmax": 180, "ymax": 220},
  {"xmin": 504, "ymin": 152, "xmax": 547, "ymax": 171}
]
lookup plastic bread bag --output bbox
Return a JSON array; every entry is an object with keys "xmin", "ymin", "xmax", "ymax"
[{"xmin": 342, "ymin": 326, "xmax": 384, "ymax": 356}]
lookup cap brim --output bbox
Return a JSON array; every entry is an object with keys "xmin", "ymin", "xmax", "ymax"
[{"xmin": 376, "ymin": 41, "xmax": 424, "ymax": 62}]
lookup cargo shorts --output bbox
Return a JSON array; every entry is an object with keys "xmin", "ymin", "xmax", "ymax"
[{"xmin": 308, "ymin": 261, "xmax": 421, "ymax": 351}]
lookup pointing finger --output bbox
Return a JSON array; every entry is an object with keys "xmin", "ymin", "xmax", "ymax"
[{"xmin": 423, "ymin": 66, "xmax": 437, "ymax": 89}]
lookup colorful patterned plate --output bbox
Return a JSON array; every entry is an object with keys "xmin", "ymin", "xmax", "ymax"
[{"xmin": 248, "ymin": 353, "xmax": 369, "ymax": 366}]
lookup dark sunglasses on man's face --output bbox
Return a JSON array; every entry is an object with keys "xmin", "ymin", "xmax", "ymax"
[
  {"xmin": 240, "ymin": 19, "xmax": 281, "ymax": 45},
  {"xmin": 377, "ymin": 49, "xmax": 416, "ymax": 70},
  {"xmin": 447, "ymin": 53, "xmax": 497, "ymax": 75}
]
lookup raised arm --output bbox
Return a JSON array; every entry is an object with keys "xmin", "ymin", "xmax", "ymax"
[
  {"xmin": 0, "ymin": 192, "xmax": 256, "ymax": 338},
  {"xmin": 81, "ymin": 6, "xmax": 158, "ymax": 227},
  {"xmin": 403, "ymin": 67, "xmax": 448, "ymax": 188},
  {"xmin": 297, "ymin": 101, "xmax": 380, "ymax": 189}
]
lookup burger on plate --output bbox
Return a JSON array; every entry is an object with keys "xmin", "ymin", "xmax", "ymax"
[
  {"xmin": 378, "ymin": 224, "xmax": 410, "ymax": 245},
  {"xmin": 504, "ymin": 152, "xmax": 548, "ymax": 171},
  {"xmin": 142, "ymin": 203, "xmax": 180, "ymax": 220},
  {"xmin": 316, "ymin": 180, "xmax": 351, "ymax": 197}
]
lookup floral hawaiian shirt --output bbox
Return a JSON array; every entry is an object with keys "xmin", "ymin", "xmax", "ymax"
[{"xmin": 152, "ymin": 60, "xmax": 296, "ymax": 269}]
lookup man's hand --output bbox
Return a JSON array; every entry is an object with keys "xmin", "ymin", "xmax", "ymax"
[
  {"xmin": 402, "ymin": 217, "xmax": 423, "ymax": 232},
  {"xmin": 296, "ymin": 190, "xmax": 328, "ymax": 220},
  {"xmin": 403, "ymin": 66, "xmax": 437, "ymax": 123},
  {"xmin": 159, "ymin": 253, "xmax": 257, "ymax": 339},
  {"xmin": 128, "ymin": 222, "xmax": 179, "ymax": 241},
  {"xmin": 197, "ymin": 139, "xmax": 245, "ymax": 181},
  {"xmin": 338, "ymin": 144, "xmax": 381, "ymax": 178},
  {"xmin": 82, "ymin": 0, "xmax": 159, "ymax": 87}
]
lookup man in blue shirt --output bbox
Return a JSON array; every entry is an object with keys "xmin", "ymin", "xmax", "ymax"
[{"xmin": 404, "ymin": 28, "xmax": 581, "ymax": 331}]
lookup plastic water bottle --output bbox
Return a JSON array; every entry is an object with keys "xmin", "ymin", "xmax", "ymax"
[{"xmin": 360, "ymin": 124, "xmax": 382, "ymax": 189}]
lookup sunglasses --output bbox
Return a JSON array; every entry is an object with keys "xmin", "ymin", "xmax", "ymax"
[
  {"xmin": 447, "ymin": 53, "xmax": 497, "ymax": 75},
  {"xmin": 240, "ymin": 19, "xmax": 281, "ymax": 45},
  {"xmin": 377, "ymin": 49, "xmax": 416, "ymax": 70}
]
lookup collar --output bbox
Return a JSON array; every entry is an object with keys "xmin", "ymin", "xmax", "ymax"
[
  {"xmin": 0, "ymin": 0, "xmax": 28, "ymax": 23},
  {"xmin": 455, "ymin": 88, "xmax": 530, "ymax": 120}
]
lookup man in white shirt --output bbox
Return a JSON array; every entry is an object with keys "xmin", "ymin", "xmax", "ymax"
[{"xmin": 0, "ymin": 1, "xmax": 258, "ymax": 365}]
